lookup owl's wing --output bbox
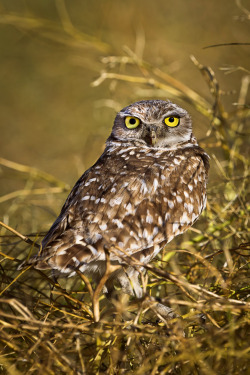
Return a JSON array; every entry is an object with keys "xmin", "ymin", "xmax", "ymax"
[{"xmin": 29, "ymin": 145, "xmax": 209, "ymax": 273}]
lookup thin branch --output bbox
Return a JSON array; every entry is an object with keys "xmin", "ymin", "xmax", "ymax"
[
  {"xmin": 0, "ymin": 221, "xmax": 40, "ymax": 249},
  {"xmin": 0, "ymin": 157, "xmax": 69, "ymax": 189},
  {"xmin": 0, "ymin": 187, "xmax": 67, "ymax": 204},
  {"xmin": 203, "ymin": 42, "xmax": 250, "ymax": 49}
]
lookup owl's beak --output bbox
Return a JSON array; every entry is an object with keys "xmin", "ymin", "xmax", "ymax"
[
  {"xmin": 150, "ymin": 130, "xmax": 157, "ymax": 146},
  {"xmin": 145, "ymin": 126, "xmax": 158, "ymax": 146}
]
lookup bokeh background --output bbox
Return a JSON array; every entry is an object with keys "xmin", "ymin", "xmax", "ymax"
[
  {"xmin": 0, "ymin": 0, "xmax": 249, "ymax": 258},
  {"xmin": 0, "ymin": 0, "xmax": 249, "ymax": 178},
  {"xmin": 1, "ymin": 0, "xmax": 249, "ymax": 235},
  {"xmin": 0, "ymin": 2, "xmax": 249, "ymax": 373}
]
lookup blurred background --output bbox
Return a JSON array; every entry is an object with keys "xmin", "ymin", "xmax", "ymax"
[
  {"xmin": 0, "ymin": 2, "xmax": 249, "ymax": 372},
  {"xmin": 0, "ymin": 0, "xmax": 249, "ymax": 232}
]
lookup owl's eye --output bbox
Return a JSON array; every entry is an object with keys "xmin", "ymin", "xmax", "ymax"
[
  {"xmin": 164, "ymin": 116, "xmax": 180, "ymax": 127},
  {"xmin": 125, "ymin": 116, "xmax": 141, "ymax": 129}
]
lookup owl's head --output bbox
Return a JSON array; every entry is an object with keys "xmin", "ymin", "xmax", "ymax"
[{"xmin": 108, "ymin": 100, "xmax": 193, "ymax": 148}]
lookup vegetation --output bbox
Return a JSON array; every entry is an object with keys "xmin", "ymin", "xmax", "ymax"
[{"xmin": 0, "ymin": 1, "xmax": 249, "ymax": 374}]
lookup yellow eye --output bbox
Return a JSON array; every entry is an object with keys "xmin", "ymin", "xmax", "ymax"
[
  {"xmin": 125, "ymin": 116, "xmax": 141, "ymax": 129},
  {"xmin": 164, "ymin": 116, "xmax": 180, "ymax": 127}
]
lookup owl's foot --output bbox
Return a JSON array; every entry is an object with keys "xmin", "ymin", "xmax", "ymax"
[{"xmin": 142, "ymin": 296, "xmax": 178, "ymax": 321}]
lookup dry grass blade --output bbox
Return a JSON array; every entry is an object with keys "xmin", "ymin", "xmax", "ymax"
[
  {"xmin": 0, "ymin": 221, "xmax": 40, "ymax": 249},
  {"xmin": 0, "ymin": 157, "xmax": 69, "ymax": 189},
  {"xmin": 0, "ymin": 11, "xmax": 109, "ymax": 53},
  {"xmin": 0, "ymin": 187, "xmax": 67, "ymax": 204},
  {"xmin": 91, "ymin": 61, "xmax": 212, "ymax": 118}
]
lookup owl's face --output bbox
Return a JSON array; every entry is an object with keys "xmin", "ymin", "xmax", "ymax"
[{"xmin": 109, "ymin": 100, "xmax": 193, "ymax": 148}]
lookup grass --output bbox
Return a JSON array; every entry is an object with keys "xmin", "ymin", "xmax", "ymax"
[{"xmin": 0, "ymin": 2, "xmax": 249, "ymax": 374}]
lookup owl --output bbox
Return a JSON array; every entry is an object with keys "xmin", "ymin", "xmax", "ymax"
[{"xmin": 20, "ymin": 100, "xmax": 209, "ymax": 306}]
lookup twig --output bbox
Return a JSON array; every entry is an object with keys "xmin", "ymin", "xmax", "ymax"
[
  {"xmin": 0, "ymin": 157, "xmax": 69, "ymax": 189},
  {"xmin": 203, "ymin": 42, "xmax": 250, "ymax": 49},
  {"xmin": 111, "ymin": 245, "xmax": 249, "ymax": 307},
  {"xmin": 0, "ymin": 265, "xmax": 32, "ymax": 296},
  {"xmin": 91, "ymin": 71, "xmax": 211, "ymax": 119},
  {"xmin": 76, "ymin": 270, "xmax": 94, "ymax": 298},
  {"xmin": 0, "ymin": 187, "xmax": 67, "ymax": 204},
  {"xmin": 0, "ymin": 221, "xmax": 40, "ymax": 249}
]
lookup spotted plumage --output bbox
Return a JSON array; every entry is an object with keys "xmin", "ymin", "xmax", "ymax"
[{"xmin": 20, "ymin": 100, "xmax": 209, "ymax": 298}]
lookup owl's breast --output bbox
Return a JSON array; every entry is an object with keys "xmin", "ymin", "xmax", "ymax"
[{"xmin": 39, "ymin": 144, "xmax": 208, "ymax": 271}]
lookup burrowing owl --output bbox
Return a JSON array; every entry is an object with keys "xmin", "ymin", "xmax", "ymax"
[{"xmin": 21, "ymin": 100, "xmax": 209, "ymax": 300}]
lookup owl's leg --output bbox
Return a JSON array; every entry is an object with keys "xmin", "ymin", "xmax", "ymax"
[
  {"xmin": 51, "ymin": 269, "xmax": 58, "ymax": 284},
  {"xmin": 126, "ymin": 269, "xmax": 179, "ymax": 322},
  {"xmin": 105, "ymin": 268, "xmax": 178, "ymax": 323},
  {"xmin": 125, "ymin": 267, "xmax": 143, "ymax": 298},
  {"xmin": 104, "ymin": 268, "xmax": 135, "ymax": 297},
  {"xmin": 127, "ymin": 273, "xmax": 177, "ymax": 321}
]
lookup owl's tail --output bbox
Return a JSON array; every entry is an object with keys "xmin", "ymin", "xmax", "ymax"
[{"xmin": 17, "ymin": 253, "xmax": 51, "ymax": 271}]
